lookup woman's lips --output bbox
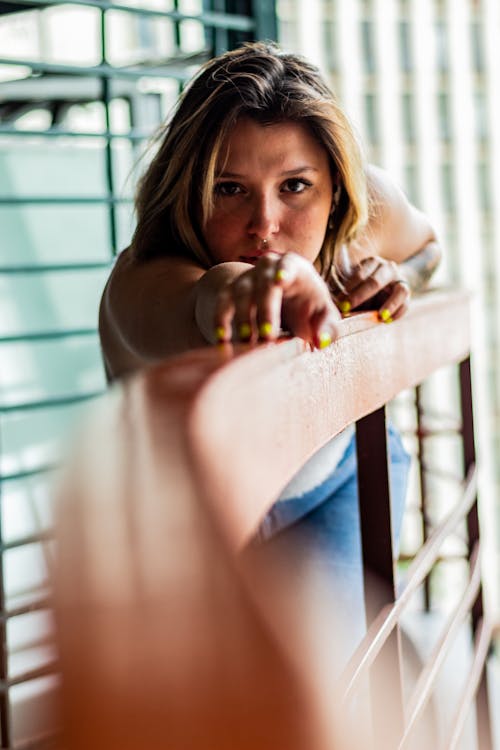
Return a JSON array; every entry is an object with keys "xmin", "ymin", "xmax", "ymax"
[{"xmin": 239, "ymin": 249, "xmax": 283, "ymax": 264}]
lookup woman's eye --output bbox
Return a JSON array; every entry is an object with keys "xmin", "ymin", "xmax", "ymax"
[
  {"xmin": 282, "ymin": 178, "xmax": 311, "ymax": 194},
  {"xmin": 215, "ymin": 182, "xmax": 243, "ymax": 196}
]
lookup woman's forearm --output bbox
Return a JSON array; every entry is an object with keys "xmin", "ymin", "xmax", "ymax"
[{"xmin": 398, "ymin": 240, "xmax": 442, "ymax": 293}]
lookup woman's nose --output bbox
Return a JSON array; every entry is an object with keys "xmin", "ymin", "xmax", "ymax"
[{"xmin": 246, "ymin": 195, "xmax": 280, "ymax": 238}]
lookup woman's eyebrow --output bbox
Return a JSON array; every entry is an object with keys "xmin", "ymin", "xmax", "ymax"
[
  {"xmin": 216, "ymin": 171, "xmax": 244, "ymax": 178},
  {"xmin": 216, "ymin": 166, "xmax": 319, "ymax": 179},
  {"xmin": 280, "ymin": 166, "xmax": 319, "ymax": 176}
]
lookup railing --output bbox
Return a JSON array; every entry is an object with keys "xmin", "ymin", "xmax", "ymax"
[
  {"xmin": 53, "ymin": 288, "xmax": 494, "ymax": 750},
  {"xmin": 0, "ymin": 4, "xmax": 278, "ymax": 747}
]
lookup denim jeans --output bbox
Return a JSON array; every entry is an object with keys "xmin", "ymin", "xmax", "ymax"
[{"xmin": 256, "ymin": 423, "xmax": 411, "ymax": 666}]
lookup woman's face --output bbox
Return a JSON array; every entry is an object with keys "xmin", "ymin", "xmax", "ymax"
[{"xmin": 203, "ymin": 117, "xmax": 334, "ymax": 266}]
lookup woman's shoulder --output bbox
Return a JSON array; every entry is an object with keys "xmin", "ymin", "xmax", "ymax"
[
  {"xmin": 111, "ymin": 246, "xmax": 204, "ymax": 274},
  {"xmin": 99, "ymin": 248, "xmax": 207, "ymax": 380},
  {"xmin": 362, "ymin": 165, "xmax": 436, "ymax": 262},
  {"xmin": 105, "ymin": 247, "xmax": 206, "ymax": 305},
  {"xmin": 365, "ymin": 164, "xmax": 409, "ymax": 213}
]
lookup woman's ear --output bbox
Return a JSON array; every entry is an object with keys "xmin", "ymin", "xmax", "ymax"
[{"xmin": 331, "ymin": 181, "xmax": 342, "ymax": 213}]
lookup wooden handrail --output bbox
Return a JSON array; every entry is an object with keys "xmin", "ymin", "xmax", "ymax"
[
  {"xmin": 54, "ymin": 287, "xmax": 491, "ymax": 750},
  {"xmin": 105, "ymin": 288, "xmax": 469, "ymax": 552}
]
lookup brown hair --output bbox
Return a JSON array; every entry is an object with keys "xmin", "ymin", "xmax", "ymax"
[{"xmin": 131, "ymin": 41, "xmax": 368, "ymax": 279}]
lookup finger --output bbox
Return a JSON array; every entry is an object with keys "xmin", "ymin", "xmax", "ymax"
[
  {"xmin": 255, "ymin": 265, "xmax": 283, "ymax": 341},
  {"xmin": 378, "ymin": 281, "xmax": 411, "ymax": 323},
  {"xmin": 254, "ymin": 256, "xmax": 283, "ymax": 340},
  {"xmin": 310, "ymin": 306, "xmax": 341, "ymax": 350},
  {"xmin": 213, "ymin": 287, "xmax": 235, "ymax": 343},
  {"xmin": 339, "ymin": 256, "xmax": 381, "ymax": 294},
  {"xmin": 273, "ymin": 252, "xmax": 299, "ymax": 288},
  {"xmin": 336, "ymin": 258, "xmax": 383, "ymax": 313},
  {"xmin": 232, "ymin": 273, "xmax": 256, "ymax": 341},
  {"xmin": 278, "ymin": 254, "xmax": 342, "ymax": 343},
  {"xmin": 344, "ymin": 261, "xmax": 399, "ymax": 310}
]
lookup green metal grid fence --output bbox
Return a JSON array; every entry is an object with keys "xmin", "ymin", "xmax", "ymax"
[{"xmin": 0, "ymin": 2, "xmax": 277, "ymax": 746}]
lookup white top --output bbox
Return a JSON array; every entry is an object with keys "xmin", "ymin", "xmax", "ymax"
[{"xmin": 278, "ymin": 425, "xmax": 355, "ymax": 500}]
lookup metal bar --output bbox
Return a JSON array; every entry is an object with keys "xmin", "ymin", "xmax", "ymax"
[
  {"xmin": 0, "ymin": 55, "xmax": 209, "ymax": 81},
  {"xmin": 341, "ymin": 464, "xmax": 478, "ymax": 703},
  {"xmin": 0, "ymin": 126, "xmax": 153, "ymax": 140},
  {"xmin": 0, "ymin": 532, "xmax": 52, "ymax": 553},
  {"xmin": 459, "ymin": 355, "xmax": 493, "ymax": 750},
  {"xmin": 418, "ymin": 462, "xmax": 464, "ymax": 482},
  {"xmin": 355, "ymin": 406, "xmax": 404, "ymax": 748},
  {"xmin": 415, "ymin": 385, "xmax": 431, "ymax": 610},
  {"xmin": 0, "ymin": 598, "xmax": 52, "ymax": 621},
  {"xmin": 99, "ymin": 7, "xmax": 118, "ymax": 257},
  {"xmin": 400, "ymin": 426, "xmax": 462, "ymax": 438},
  {"xmin": 460, "ymin": 357, "xmax": 481, "ymax": 617},
  {"xmin": 398, "ymin": 552, "xmax": 468, "ymax": 564},
  {"xmin": 399, "ymin": 543, "xmax": 482, "ymax": 749},
  {"xmin": 0, "ymin": 424, "xmax": 10, "ymax": 746},
  {"xmin": 0, "ymin": 197, "xmax": 131, "ymax": 205},
  {"xmin": 0, "ymin": 391, "xmax": 101, "ymax": 413},
  {"xmin": 211, "ymin": 0, "xmax": 229, "ymax": 56},
  {"xmin": 0, "ymin": 263, "xmax": 111, "ymax": 273},
  {"xmin": 0, "ymin": 662, "xmax": 58, "ymax": 690},
  {"xmin": 0, "ymin": 0, "xmax": 256, "ymax": 29},
  {"xmin": 442, "ymin": 616, "xmax": 493, "ymax": 750},
  {"xmin": 1, "ymin": 466, "xmax": 58, "ymax": 482},
  {"xmin": 416, "ymin": 406, "xmax": 463, "ymax": 427},
  {"xmin": 252, "ymin": 0, "xmax": 278, "ymax": 40},
  {"xmin": 356, "ymin": 407, "xmax": 397, "ymax": 610},
  {"xmin": 173, "ymin": 0, "xmax": 182, "ymax": 49},
  {"xmin": 0, "ymin": 329, "xmax": 98, "ymax": 343}
]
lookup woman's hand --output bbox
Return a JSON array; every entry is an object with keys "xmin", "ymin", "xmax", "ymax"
[
  {"xmin": 214, "ymin": 252, "xmax": 341, "ymax": 349},
  {"xmin": 335, "ymin": 255, "xmax": 411, "ymax": 323}
]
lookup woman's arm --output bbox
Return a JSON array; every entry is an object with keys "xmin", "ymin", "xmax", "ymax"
[
  {"xmin": 100, "ymin": 248, "xmax": 341, "ymax": 381},
  {"xmin": 99, "ymin": 250, "xmax": 244, "ymax": 379},
  {"xmin": 335, "ymin": 165, "xmax": 442, "ymax": 321}
]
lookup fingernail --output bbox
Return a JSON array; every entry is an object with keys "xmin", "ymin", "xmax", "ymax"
[
  {"xmin": 318, "ymin": 331, "xmax": 332, "ymax": 349},
  {"xmin": 238, "ymin": 322, "xmax": 252, "ymax": 341},
  {"xmin": 275, "ymin": 268, "xmax": 288, "ymax": 282},
  {"xmin": 259, "ymin": 321, "xmax": 273, "ymax": 338},
  {"xmin": 215, "ymin": 326, "xmax": 227, "ymax": 342},
  {"xmin": 379, "ymin": 309, "xmax": 393, "ymax": 323},
  {"xmin": 339, "ymin": 300, "xmax": 351, "ymax": 314}
]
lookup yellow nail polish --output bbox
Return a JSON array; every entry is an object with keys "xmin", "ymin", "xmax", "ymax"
[
  {"xmin": 259, "ymin": 321, "xmax": 273, "ymax": 338},
  {"xmin": 339, "ymin": 300, "xmax": 351, "ymax": 314},
  {"xmin": 215, "ymin": 326, "xmax": 226, "ymax": 342},
  {"xmin": 318, "ymin": 331, "xmax": 332, "ymax": 349},
  {"xmin": 238, "ymin": 322, "xmax": 252, "ymax": 340},
  {"xmin": 379, "ymin": 309, "xmax": 392, "ymax": 323},
  {"xmin": 275, "ymin": 268, "xmax": 288, "ymax": 282}
]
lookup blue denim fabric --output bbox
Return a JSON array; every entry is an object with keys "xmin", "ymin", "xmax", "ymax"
[{"xmin": 256, "ymin": 423, "xmax": 411, "ymax": 665}]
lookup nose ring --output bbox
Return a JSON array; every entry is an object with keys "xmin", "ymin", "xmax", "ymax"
[{"xmin": 261, "ymin": 238, "xmax": 269, "ymax": 249}]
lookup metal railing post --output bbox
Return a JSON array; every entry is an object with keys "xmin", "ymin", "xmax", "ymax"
[
  {"xmin": 0, "ymin": 431, "xmax": 11, "ymax": 748},
  {"xmin": 459, "ymin": 356, "xmax": 493, "ymax": 750},
  {"xmin": 355, "ymin": 406, "xmax": 404, "ymax": 749},
  {"xmin": 415, "ymin": 384, "xmax": 432, "ymax": 612}
]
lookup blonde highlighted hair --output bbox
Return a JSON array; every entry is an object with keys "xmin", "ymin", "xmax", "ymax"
[{"xmin": 132, "ymin": 41, "xmax": 368, "ymax": 279}]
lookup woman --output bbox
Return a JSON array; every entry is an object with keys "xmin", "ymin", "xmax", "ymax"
[{"xmin": 99, "ymin": 42, "xmax": 441, "ymax": 653}]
